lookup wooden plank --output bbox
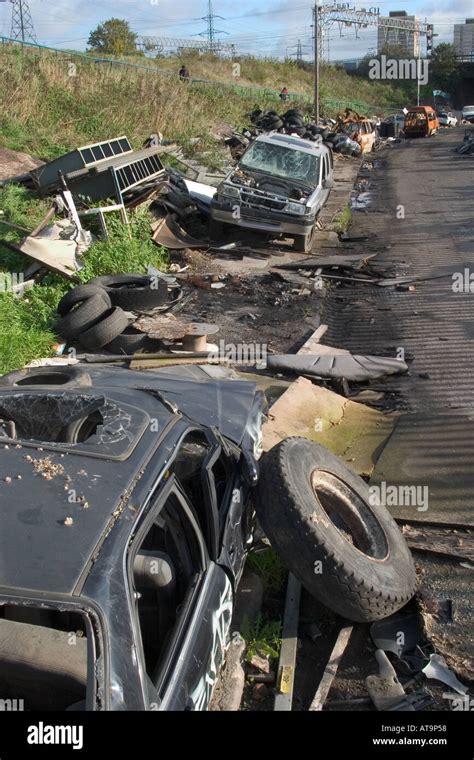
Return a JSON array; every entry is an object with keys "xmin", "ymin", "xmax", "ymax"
[
  {"xmin": 309, "ymin": 625, "xmax": 353, "ymax": 711},
  {"xmin": 401, "ymin": 524, "xmax": 474, "ymax": 563},
  {"xmin": 274, "ymin": 573, "xmax": 301, "ymax": 712}
]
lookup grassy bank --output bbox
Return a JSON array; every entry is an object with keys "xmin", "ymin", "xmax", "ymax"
[{"xmin": 0, "ymin": 44, "xmax": 407, "ymax": 161}]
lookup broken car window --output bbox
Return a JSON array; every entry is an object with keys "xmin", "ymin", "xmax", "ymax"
[{"xmin": 241, "ymin": 142, "xmax": 320, "ymax": 185}]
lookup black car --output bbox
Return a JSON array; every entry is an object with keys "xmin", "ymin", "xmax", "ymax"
[
  {"xmin": 0, "ymin": 364, "xmax": 416, "ymax": 711},
  {"xmin": 0, "ymin": 364, "xmax": 266, "ymax": 711}
]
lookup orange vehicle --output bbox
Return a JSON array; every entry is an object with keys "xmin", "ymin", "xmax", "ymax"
[{"xmin": 404, "ymin": 106, "xmax": 439, "ymax": 137}]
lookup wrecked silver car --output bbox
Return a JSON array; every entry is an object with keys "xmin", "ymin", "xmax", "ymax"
[{"xmin": 210, "ymin": 133, "xmax": 334, "ymax": 252}]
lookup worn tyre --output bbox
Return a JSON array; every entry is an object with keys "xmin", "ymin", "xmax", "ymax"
[
  {"xmin": 0, "ymin": 367, "xmax": 92, "ymax": 388},
  {"xmin": 89, "ymin": 274, "xmax": 168, "ymax": 312},
  {"xmin": 293, "ymin": 224, "xmax": 315, "ymax": 253},
  {"xmin": 284, "ymin": 109, "xmax": 304, "ymax": 119},
  {"xmin": 78, "ymin": 307, "xmax": 129, "ymax": 351},
  {"xmin": 254, "ymin": 437, "xmax": 417, "ymax": 622},
  {"xmin": 57, "ymin": 285, "xmax": 111, "ymax": 317},
  {"xmin": 105, "ymin": 328, "xmax": 155, "ymax": 354},
  {"xmin": 54, "ymin": 294, "xmax": 111, "ymax": 341}
]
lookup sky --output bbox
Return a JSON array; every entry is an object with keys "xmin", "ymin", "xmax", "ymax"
[{"xmin": 0, "ymin": 0, "xmax": 473, "ymax": 60}]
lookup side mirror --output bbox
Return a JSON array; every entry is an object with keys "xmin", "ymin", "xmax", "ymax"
[{"xmin": 323, "ymin": 179, "xmax": 335, "ymax": 189}]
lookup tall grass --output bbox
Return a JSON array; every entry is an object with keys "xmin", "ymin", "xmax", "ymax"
[{"xmin": 0, "ymin": 45, "xmax": 406, "ymax": 161}]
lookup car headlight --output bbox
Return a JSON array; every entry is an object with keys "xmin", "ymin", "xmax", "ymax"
[
  {"xmin": 284, "ymin": 201, "xmax": 306, "ymax": 215},
  {"xmin": 220, "ymin": 184, "xmax": 241, "ymax": 199}
]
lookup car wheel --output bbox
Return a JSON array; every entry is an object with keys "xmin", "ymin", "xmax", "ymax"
[
  {"xmin": 254, "ymin": 438, "xmax": 417, "ymax": 622},
  {"xmin": 209, "ymin": 219, "xmax": 225, "ymax": 241},
  {"xmin": 294, "ymin": 225, "xmax": 315, "ymax": 253}
]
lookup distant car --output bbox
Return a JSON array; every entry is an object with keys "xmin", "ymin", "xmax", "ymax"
[
  {"xmin": 462, "ymin": 106, "xmax": 474, "ymax": 123},
  {"xmin": 438, "ymin": 111, "xmax": 458, "ymax": 127},
  {"xmin": 210, "ymin": 133, "xmax": 334, "ymax": 253},
  {"xmin": 379, "ymin": 113, "xmax": 406, "ymax": 138},
  {"xmin": 404, "ymin": 106, "xmax": 439, "ymax": 137}
]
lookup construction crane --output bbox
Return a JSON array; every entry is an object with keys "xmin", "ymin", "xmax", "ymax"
[{"xmin": 0, "ymin": 0, "xmax": 37, "ymax": 43}]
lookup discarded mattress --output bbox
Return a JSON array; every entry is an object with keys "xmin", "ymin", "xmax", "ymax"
[{"xmin": 266, "ymin": 353, "xmax": 408, "ymax": 382}]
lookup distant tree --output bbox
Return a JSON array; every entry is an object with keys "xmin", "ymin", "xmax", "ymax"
[
  {"xmin": 88, "ymin": 18, "xmax": 137, "ymax": 56},
  {"xmin": 430, "ymin": 43, "xmax": 462, "ymax": 93}
]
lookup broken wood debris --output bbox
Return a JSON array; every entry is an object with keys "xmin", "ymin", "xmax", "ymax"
[{"xmin": 309, "ymin": 626, "xmax": 353, "ymax": 711}]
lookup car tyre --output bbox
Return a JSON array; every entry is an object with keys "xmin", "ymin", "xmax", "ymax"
[
  {"xmin": 254, "ymin": 437, "xmax": 417, "ymax": 622},
  {"xmin": 0, "ymin": 367, "xmax": 92, "ymax": 388},
  {"xmin": 78, "ymin": 307, "xmax": 129, "ymax": 351}
]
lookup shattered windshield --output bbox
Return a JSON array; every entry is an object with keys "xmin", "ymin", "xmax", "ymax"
[{"xmin": 241, "ymin": 141, "xmax": 320, "ymax": 185}]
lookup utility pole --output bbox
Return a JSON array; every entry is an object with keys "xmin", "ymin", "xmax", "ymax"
[
  {"xmin": 313, "ymin": 2, "xmax": 320, "ymax": 124},
  {"xmin": 10, "ymin": 0, "xmax": 37, "ymax": 43},
  {"xmin": 288, "ymin": 38, "xmax": 309, "ymax": 65},
  {"xmin": 196, "ymin": 0, "xmax": 228, "ymax": 52}
]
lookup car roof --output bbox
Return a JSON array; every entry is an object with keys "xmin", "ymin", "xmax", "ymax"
[
  {"xmin": 0, "ymin": 366, "xmax": 259, "ymax": 597},
  {"xmin": 256, "ymin": 132, "xmax": 327, "ymax": 155}
]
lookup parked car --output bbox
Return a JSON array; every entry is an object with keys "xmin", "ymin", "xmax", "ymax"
[
  {"xmin": 210, "ymin": 133, "xmax": 334, "ymax": 253},
  {"xmin": 461, "ymin": 105, "xmax": 474, "ymax": 123},
  {"xmin": 404, "ymin": 106, "xmax": 439, "ymax": 137},
  {"xmin": 437, "ymin": 111, "xmax": 458, "ymax": 127},
  {"xmin": 0, "ymin": 364, "xmax": 416, "ymax": 711}
]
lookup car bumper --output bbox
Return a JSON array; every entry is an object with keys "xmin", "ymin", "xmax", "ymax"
[{"xmin": 210, "ymin": 200, "xmax": 316, "ymax": 236}]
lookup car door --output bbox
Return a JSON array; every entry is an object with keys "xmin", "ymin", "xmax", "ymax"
[{"xmin": 129, "ymin": 476, "xmax": 233, "ymax": 711}]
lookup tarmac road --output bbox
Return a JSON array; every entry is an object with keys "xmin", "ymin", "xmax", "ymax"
[
  {"xmin": 325, "ymin": 127, "xmax": 474, "ymax": 528},
  {"xmin": 288, "ymin": 130, "xmax": 474, "ymax": 712}
]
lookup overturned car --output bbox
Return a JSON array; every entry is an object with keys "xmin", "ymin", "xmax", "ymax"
[
  {"xmin": 210, "ymin": 133, "xmax": 334, "ymax": 252},
  {"xmin": 0, "ymin": 365, "xmax": 416, "ymax": 710}
]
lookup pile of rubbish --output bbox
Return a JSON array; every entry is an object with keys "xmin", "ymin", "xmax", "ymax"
[
  {"xmin": 455, "ymin": 128, "xmax": 474, "ymax": 156},
  {"xmin": 247, "ymin": 107, "xmax": 362, "ymax": 157},
  {"xmin": 54, "ymin": 273, "xmax": 183, "ymax": 353}
]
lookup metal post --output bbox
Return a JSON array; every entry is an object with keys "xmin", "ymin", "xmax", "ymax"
[
  {"xmin": 314, "ymin": 2, "xmax": 320, "ymax": 124},
  {"xmin": 416, "ymin": 42, "xmax": 421, "ymax": 106},
  {"xmin": 416, "ymin": 21, "xmax": 421, "ymax": 106}
]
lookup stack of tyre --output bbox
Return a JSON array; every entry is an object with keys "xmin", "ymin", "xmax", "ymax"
[
  {"xmin": 54, "ymin": 275, "xmax": 169, "ymax": 353},
  {"xmin": 248, "ymin": 108, "xmax": 362, "ymax": 157}
]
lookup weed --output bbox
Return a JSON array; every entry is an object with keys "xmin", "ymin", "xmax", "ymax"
[
  {"xmin": 247, "ymin": 548, "xmax": 287, "ymax": 596},
  {"xmin": 334, "ymin": 205, "xmax": 352, "ymax": 233},
  {"xmin": 241, "ymin": 613, "xmax": 282, "ymax": 662}
]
